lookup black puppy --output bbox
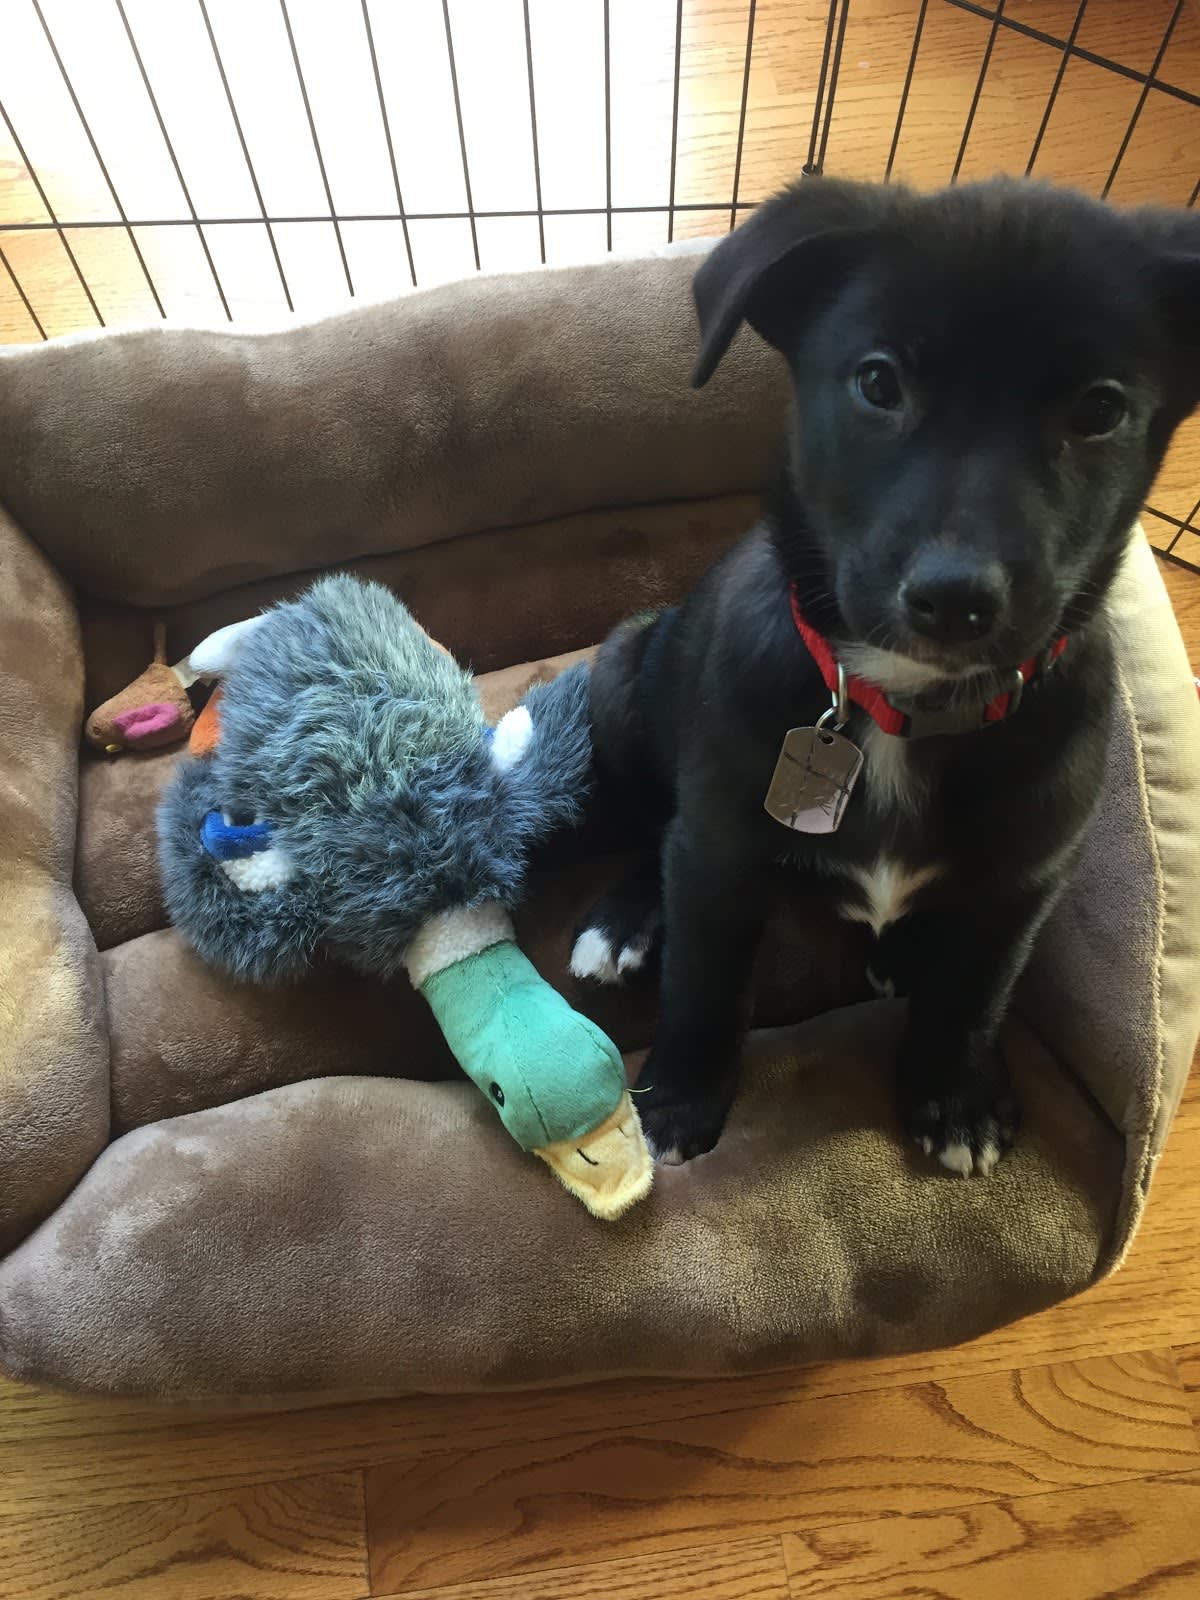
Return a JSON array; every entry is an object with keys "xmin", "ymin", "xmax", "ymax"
[{"xmin": 572, "ymin": 176, "xmax": 1200, "ymax": 1175}]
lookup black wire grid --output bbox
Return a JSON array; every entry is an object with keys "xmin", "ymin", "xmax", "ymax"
[{"xmin": 1, "ymin": 0, "xmax": 1197, "ymax": 573}]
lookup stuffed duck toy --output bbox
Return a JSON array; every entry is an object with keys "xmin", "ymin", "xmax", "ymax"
[{"xmin": 156, "ymin": 576, "xmax": 652, "ymax": 1220}]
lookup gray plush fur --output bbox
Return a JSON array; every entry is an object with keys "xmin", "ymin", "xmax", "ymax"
[{"xmin": 158, "ymin": 576, "xmax": 593, "ymax": 984}]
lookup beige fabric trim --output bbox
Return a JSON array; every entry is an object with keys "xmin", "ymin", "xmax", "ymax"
[
  {"xmin": 1100, "ymin": 659, "xmax": 1166, "ymax": 1275},
  {"xmin": 404, "ymin": 903, "xmax": 514, "ymax": 989}
]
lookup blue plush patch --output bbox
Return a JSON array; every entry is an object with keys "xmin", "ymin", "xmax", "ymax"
[{"xmin": 201, "ymin": 811, "xmax": 273, "ymax": 861}]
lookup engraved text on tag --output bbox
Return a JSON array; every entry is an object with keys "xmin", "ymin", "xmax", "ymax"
[{"xmin": 764, "ymin": 725, "xmax": 864, "ymax": 834}]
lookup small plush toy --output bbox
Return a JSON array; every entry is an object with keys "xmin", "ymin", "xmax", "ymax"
[
  {"xmin": 85, "ymin": 623, "xmax": 195, "ymax": 754},
  {"xmin": 158, "ymin": 577, "xmax": 652, "ymax": 1220}
]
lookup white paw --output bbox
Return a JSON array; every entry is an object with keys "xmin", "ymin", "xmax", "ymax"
[
  {"xmin": 905, "ymin": 1086, "xmax": 1017, "ymax": 1179},
  {"xmin": 975, "ymin": 1139, "xmax": 1002, "ymax": 1178},
  {"xmin": 569, "ymin": 927, "xmax": 619, "ymax": 984},
  {"xmin": 935, "ymin": 1134, "xmax": 1002, "ymax": 1178},
  {"xmin": 491, "ymin": 706, "xmax": 534, "ymax": 772},
  {"xmin": 937, "ymin": 1141, "xmax": 974, "ymax": 1177},
  {"xmin": 652, "ymin": 1144, "xmax": 687, "ymax": 1168},
  {"xmin": 616, "ymin": 934, "xmax": 653, "ymax": 975},
  {"xmin": 865, "ymin": 964, "xmax": 896, "ymax": 999}
]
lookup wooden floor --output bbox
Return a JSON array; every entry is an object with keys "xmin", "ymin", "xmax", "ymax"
[{"xmin": 2, "ymin": 3, "xmax": 1200, "ymax": 1596}]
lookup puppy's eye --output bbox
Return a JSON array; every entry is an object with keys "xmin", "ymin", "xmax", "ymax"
[
  {"xmin": 855, "ymin": 356, "xmax": 904, "ymax": 411},
  {"xmin": 1069, "ymin": 383, "xmax": 1127, "ymax": 439}
]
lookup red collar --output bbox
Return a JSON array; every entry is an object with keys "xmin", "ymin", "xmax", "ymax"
[{"xmin": 789, "ymin": 587, "xmax": 1067, "ymax": 739}]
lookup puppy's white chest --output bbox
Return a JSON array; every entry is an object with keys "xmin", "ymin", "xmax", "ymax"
[
  {"xmin": 841, "ymin": 856, "xmax": 942, "ymax": 935},
  {"xmin": 842, "ymin": 725, "xmax": 940, "ymax": 933}
]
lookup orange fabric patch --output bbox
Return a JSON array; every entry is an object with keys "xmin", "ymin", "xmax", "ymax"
[{"xmin": 189, "ymin": 686, "xmax": 223, "ymax": 756}]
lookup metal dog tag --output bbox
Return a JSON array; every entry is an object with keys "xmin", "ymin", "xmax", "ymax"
[
  {"xmin": 764, "ymin": 724, "xmax": 863, "ymax": 833},
  {"xmin": 766, "ymin": 663, "xmax": 863, "ymax": 834}
]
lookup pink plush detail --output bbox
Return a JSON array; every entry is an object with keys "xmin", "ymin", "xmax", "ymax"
[{"xmin": 112, "ymin": 702, "xmax": 182, "ymax": 742}]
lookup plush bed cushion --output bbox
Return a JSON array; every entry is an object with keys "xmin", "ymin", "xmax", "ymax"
[
  {"xmin": 1, "ymin": 549, "xmax": 1176, "ymax": 1402},
  {"xmin": 0, "ymin": 1006, "xmax": 1122, "ymax": 1401},
  {"xmin": 0, "ymin": 514, "xmax": 109, "ymax": 1253},
  {"xmin": 0, "ymin": 257, "xmax": 785, "ymax": 608},
  {"xmin": 1, "ymin": 245, "xmax": 1196, "ymax": 1402}
]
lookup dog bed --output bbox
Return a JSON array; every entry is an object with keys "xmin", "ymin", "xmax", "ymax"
[{"xmin": 0, "ymin": 250, "xmax": 1196, "ymax": 1402}]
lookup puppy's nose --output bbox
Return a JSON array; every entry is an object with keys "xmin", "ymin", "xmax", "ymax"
[{"xmin": 901, "ymin": 553, "xmax": 1007, "ymax": 646}]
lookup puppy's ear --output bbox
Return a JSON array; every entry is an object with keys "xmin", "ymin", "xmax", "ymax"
[
  {"xmin": 1154, "ymin": 251, "xmax": 1200, "ymax": 410},
  {"xmin": 1126, "ymin": 207, "xmax": 1200, "ymax": 410},
  {"xmin": 691, "ymin": 177, "xmax": 903, "ymax": 387}
]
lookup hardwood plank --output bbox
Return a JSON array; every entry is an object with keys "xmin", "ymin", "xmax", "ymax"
[
  {"xmin": 1175, "ymin": 1343, "xmax": 1200, "ymax": 1433},
  {"xmin": 1149, "ymin": 416, "xmax": 1200, "ymax": 524},
  {"xmin": 1157, "ymin": 554, "xmax": 1200, "ymax": 672},
  {"xmin": 781, "ymin": 1471, "xmax": 1200, "ymax": 1599},
  {"xmin": 1146, "ymin": 512, "xmax": 1182, "ymax": 552},
  {"xmin": 377, "ymin": 1534, "xmax": 790, "ymax": 1600},
  {"xmin": 363, "ymin": 1350, "xmax": 1198, "ymax": 1593},
  {"xmin": 0, "ymin": 1470, "xmax": 366, "ymax": 1600}
]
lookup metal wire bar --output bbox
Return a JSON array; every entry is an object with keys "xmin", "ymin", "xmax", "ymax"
[
  {"xmin": 1025, "ymin": 0, "xmax": 1087, "ymax": 177},
  {"xmin": 814, "ymin": 0, "xmax": 851, "ymax": 178},
  {"xmin": 945, "ymin": 0, "xmax": 1200, "ymax": 110},
  {"xmin": 805, "ymin": 0, "xmax": 840, "ymax": 174},
  {"xmin": 885, "ymin": 0, "xmax": 929, "ymax": 181},
  {"xmin": 1159, "ymin": 546, "xmax": 1200, "ymax": 573},
  {"xmin": 666, "ymin": 0, "xmax": 684, "ymax": 243},
  {"xmin": 729, "ymin": 0, "xmax": 757, "ymax": 229},
  {"xmin": 951, "ymin": 0, "xmax": 1005, "ymax": 183},
  {"xmin": 440, "ymin": 0, "xmax": 479, "ymax": 269},
  {"xmin": 1144, "ymin": 501, "xmax": 1200, "ymax": 537},
  {"xmin": 1189, "ymin": 175, "xmax": 1200, "ymax": 208},
  {"xmin": 1147, "ymin": 505, "xmax": 1200, "ymax": 574},
  {"xmin": 0, "ymin": 96, "xmax": 105, "ymax": 324},
  {"xmin": 30, "ymin": 0, "xmax": 165, "ymax": 316},
  {"xmin": 0, "ymin": 243, "xmax": 47, "ymax": 339},
  {"xmin": 198, "ymin": 0, "xmax": 293, "ymax": 311},
  {"xmin": 114, "ymin": 0, "xmax": 231, "ymax": 320},
  {"xmin": 278, "ymin": 0, "xmax": 353, "ymax": 294},
  {"xmin": 0, "ymin": 203, "xmax": 765, "ymax": 232},
  {"xmin": 603, "ymin": 0, "xmax": 613, "ymax": 250},
  {"xmin": 360, "ymin": 0, "xmax": 417, "ymax": 288},
  {"xmin": 1102, "ymin": 0, "xmax": 1185, "ymax": 201},
  {"xmin": 521, "ymin": 0, "xmax": 546, "ymax": 263}
]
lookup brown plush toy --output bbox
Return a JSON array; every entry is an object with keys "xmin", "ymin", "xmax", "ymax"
[{"xmin": 84, "ymin": 623, "xmax": 195, "ymax": 756}]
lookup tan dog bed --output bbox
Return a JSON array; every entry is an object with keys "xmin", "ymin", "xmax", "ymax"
[{"xmin": 0, "ymin": 251, "xmax": 1196, "ymax": 1401}]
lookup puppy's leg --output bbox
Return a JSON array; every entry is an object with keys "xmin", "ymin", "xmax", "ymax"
[
  {"xmin": 896, "ymin": 892, "xmax": 1050, "ymax": 1176},
  {"xmin": 571, "ymin": 854, "xmax": 663, "ymax": 984},
  {"xmin": 574, "ymin": 612, "xmax": 674, "ymax": 985},
  {"xmin": 636, "ymin": 816, "xmax": 769, "ymax": 1164}
]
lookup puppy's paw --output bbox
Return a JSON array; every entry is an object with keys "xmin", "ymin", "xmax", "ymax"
[
  {"xmin": 569, "ymin": 926, "xmax": 621, "ymax": 985},
  {"xmin": 899, "ymin": 1076, "xmax": 1020, "ymax": 1178},
  {"xmin": 570, "ymin": 885, "xmax": 661, "ymax": 987},
  {"xmin": 637, "ymin": 1082, "xmax": 731, "ymax": 1167}
]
